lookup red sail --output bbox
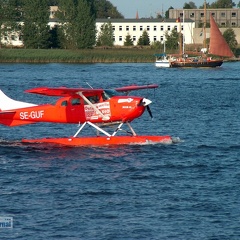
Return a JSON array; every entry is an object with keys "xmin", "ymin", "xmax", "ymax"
[{"xmin": 209, "ymin": 15, "xmax": 234, "ymax": 58}]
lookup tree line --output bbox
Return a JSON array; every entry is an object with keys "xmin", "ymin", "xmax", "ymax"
[
  {"xmin": 183, "ymin": 0, "xmax": 239, "ymax": 9},
  {"xmin": 0, "ymin": 0, "xmax": 238, "ymax": 51},
  {"xmin": 0, "ymin": 0, "xmax": 123, "ymax": 49}
]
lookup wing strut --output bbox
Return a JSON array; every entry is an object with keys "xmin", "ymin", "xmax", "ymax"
[
  {"xmin": 72, "ymin": 121, "xmax": 137, "ymax": 138},
  {"xmin": 73, "ymin": 121, "xmax": 111, "ymax": 138},
  {"xmin": 126, "ymin": 122, "xmax": 137, "ymax": 136}
]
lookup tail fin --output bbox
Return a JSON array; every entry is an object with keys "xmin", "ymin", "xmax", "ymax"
[{"xmin": 0, "ymin": 89, "xmax": 37, "ymax": 111}]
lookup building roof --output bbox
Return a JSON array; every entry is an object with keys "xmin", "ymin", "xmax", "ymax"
[
  {"xmin": 172, "ymin": 8, "xmax": 239, "ymax": 11},
  {"xmin": 96, "ymin": 18, "xmax": 194, "ymax": 23}
]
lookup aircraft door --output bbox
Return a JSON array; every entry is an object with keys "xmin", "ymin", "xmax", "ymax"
[
  {"xmin": 68, "ymin": 98, "xmax": 84, "ymax": 122},
  {"xmin": 57, "ymin": 98, "xmax": 84, "ymax": 123}
]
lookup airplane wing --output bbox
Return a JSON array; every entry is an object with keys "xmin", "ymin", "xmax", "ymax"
[
  {"xmin": 25, "ymin": 87, "xmax": 104, "ymax": 97},
  {"xmin": 115, "ymin": 84, "xmax": 158, "ymax": 92},
  {"xmin": 26, "ymin": 84, "xmax": 158, "ymax": 97}
]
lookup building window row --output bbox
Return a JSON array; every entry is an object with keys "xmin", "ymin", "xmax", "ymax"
[
  {"xmin": 116, "ymin": 25, "xmax": 151, "ymax": 31},
  {"xmin": 187, "ymin": 12, "xmax": 237, "ymax": 18},
  {"xmin": 111, "ymin": 25, "xmax": 182, "ymax": 32},
  {"xmin": 113, "ymin": 35, "xmax": 166, "ymax": 42},
  {"xmin": 220, "ymin": 22, "xmax": 237, "ymax": 26}
]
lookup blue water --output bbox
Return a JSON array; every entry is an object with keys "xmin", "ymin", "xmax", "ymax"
[{"xmin": 0, "ymin": 62, "xmax": 240, "ymax": 239}]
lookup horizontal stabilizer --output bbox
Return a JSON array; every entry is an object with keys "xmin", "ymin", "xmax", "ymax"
[
  {"xmin": 0, "ymin": 118, "xmax": 35, "ymax": 127},
  {"xmin": 0, "ymin": 111, "xmax": 35, "ymax": 127}
]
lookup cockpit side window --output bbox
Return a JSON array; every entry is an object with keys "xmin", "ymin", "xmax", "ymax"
[
  {"xmin": 61, "ymin": 100, "xmax": 68, "ymax": 106},
  {"xmin": 85, "ymin": 95, "xmax": 99, "ymax": 104},
  {"xmin": 102, "ymin": 89, "xmax": 119, "ymax": 101},
  {"xmin": 102, "ymin": 92, "xmax": 109, "ymax": 101},
  {"xmin": 71, "ymin": 98, "xmax": 81, "ymax": 105}
]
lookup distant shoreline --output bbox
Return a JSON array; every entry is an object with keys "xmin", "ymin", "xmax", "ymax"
[
  {"xmin": 0, "ymin": 48, "xmax": 238, "ymax": 63},
  {"xmin": 0, "ymin": 48, "xmax": 157, "ymax": 63}
]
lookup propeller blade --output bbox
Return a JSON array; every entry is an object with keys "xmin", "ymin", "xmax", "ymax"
[{"xmin": 146, "ymin": 105, "xmax": 153, "ymax": 119}]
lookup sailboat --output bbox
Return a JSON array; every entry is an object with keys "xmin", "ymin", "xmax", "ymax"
[
  {"xmin": 154, "ymin": 39, "xmax": 176, "ymax": 68},
  {"xmin": 154, "ymin": 53, "xmax": 171, "ymax": 68},
  {"xmin": 208, "ymin": 15, "xmax": 234, "ymax": 58},
  {"xmin": 170, "ymin": 7, "xmax": 234, "ymax": 68}
]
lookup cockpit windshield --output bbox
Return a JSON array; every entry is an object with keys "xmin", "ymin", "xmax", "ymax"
[{"xmin": 102, "ymin": 89, "xmax": 122, "ymax": 100}]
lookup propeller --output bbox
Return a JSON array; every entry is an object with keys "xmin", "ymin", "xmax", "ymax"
[
  {"xmin": 139, "ymin": 98, "xmax": 153, "ymax": 119},
  {"xmin": 146, "ymin": 105, "xmax": 153, "ymax": 119}
]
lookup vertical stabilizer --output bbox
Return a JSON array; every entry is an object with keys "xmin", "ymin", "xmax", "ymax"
[{"xmin": 0, "ymin": 90, "xmax": 37, "ymax": 111}]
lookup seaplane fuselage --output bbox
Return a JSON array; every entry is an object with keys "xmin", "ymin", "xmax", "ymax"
[
  {"xmin": 0, "ymin": 94, "xmax": 148, "ymax": 127},
  {"xmin": 0, "ymin": 85, "xmax": 174, "ymax": 146}
]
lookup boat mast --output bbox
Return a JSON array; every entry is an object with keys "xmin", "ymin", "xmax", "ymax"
[
  {"xmin": 203, "ymin": 0, "xmax": 207, "ymax": 49},
  {"xmin": 163, "ymin": 38, "xmax": 166, "ymax": 53},
  {"xmin": 183, "ymin": 10, "xmax": 185, "ymax": 55},
  {"xmin": 178, "ymin": 18, "xmax": 182, "ymax": 56}
]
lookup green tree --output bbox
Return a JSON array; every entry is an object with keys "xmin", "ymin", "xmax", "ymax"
[
  {"xmin": 0, "ymin": 2, "xmax": 7, "ymax": 46},
  {"xmin": 210, "ymin": 0, "xmax": 236, "ymax": 8},
  {"xmin": 57, "ymin": 0, "xmax": 96, "ymax": 49},
  {"xmin": 199, "ymin": 2, "xmax": 211, "ymax": 8},
  {"xmin": 95, "ymin": 0, "xmax": 124, "ymax": 18},
  {"xmin": 223, "ymin": 28, "xmax": 238, "ymax": 54},
  {"xmin": 75, "ymin": 0, "xmax": 96, "ymax": 48},
  {"xmin": 156, "ymin": 12, "xmax": 163, "ymax": 19},
  {"xmin": 151, "ymin": 41, "xmax": 164, "ymax": 50},
  {"xmin": 49, "ymin": 25, "xmax": 62, "ymax": 48},
  {"xmin": 124, "ymin": 33, "xmax": 133, "ymax": 46},
  {"xmin": 22, "ymin": 0, "xmax": 50, "ymax": 48},
  {"xmin": 165, "ymin": 29, "xmax": 180, "ymax": 51},
  {"xmin": 165, "ymin": 6, "xmax": 174, "ymax": 19},
  {"xmin": 48, "ymin": 0, "xmax": 59, "ymax": 5},
  {"xmin": 47, "ymin": 0, "xmax": 124, "ymax": 19},
  {"xmin": 96, "ymin": 22, "xmax": 114, "ymax": 47},
  {"xmin": 198, "ymin": 20, "xmax": 210, "ymax": 28},
  {"xmin": 183, "ymin": 1, "xmax": 197, "ymax": 9},
  {"xmin": 0, "ymin": 0, "xmax": 22, "ymax": 47},
  {"xmin": 137, "ymin": 30, "xmax": 150, "ymax": 46},
  {"xmin": 55, "ymin": 0, "xmax": 76, "ymax": 48}
]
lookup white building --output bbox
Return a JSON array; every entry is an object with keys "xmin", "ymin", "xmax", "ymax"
[
  {"xmin": 1, "ymin": 26, "xmax": 24, "ymax": 47},
  {"xmin": 1, "ymin": 16, "xmax": 195, "ymax": 47},
  {"xmin": 0, "ymin": 21, "xmax": 58, "ymax": 47},
  {"xmin": 96, "ymin": 18, "xmax": 195, "ymax": 46}
]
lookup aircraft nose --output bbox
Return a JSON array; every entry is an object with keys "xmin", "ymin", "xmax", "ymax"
[
  {"xmin": 138, "ymin": 98, "xmax": 153, "ymax": 119},
  {"xmin": 141, "ymin": 98, "xmax": 152, "ymax": 106}
]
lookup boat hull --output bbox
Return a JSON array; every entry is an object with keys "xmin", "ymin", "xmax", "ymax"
[
  {"xmin": 170, "ymin": 60, "xmax": 223, "ymax": 68},
  {"xmin": 22, "ymin": 135, "xmax": 172, "ymax": 146},
  {"xmin": 155, "ymin": 61, "xmax": 170, "ymax": 68}
]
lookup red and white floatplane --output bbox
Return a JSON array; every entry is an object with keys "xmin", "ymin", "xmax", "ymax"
[{"xmin": 0, "ymin": 84, "xmax": 173, "ymax": 146}]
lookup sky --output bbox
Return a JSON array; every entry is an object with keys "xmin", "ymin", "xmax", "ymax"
[{"xmin": 109, "ymin": 0, "xmax": 214, "ymax": 18}]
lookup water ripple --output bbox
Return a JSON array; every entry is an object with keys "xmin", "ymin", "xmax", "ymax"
[{"xmin": 0, "ymin": 62, "xmax": 240, "ymax": 239}]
